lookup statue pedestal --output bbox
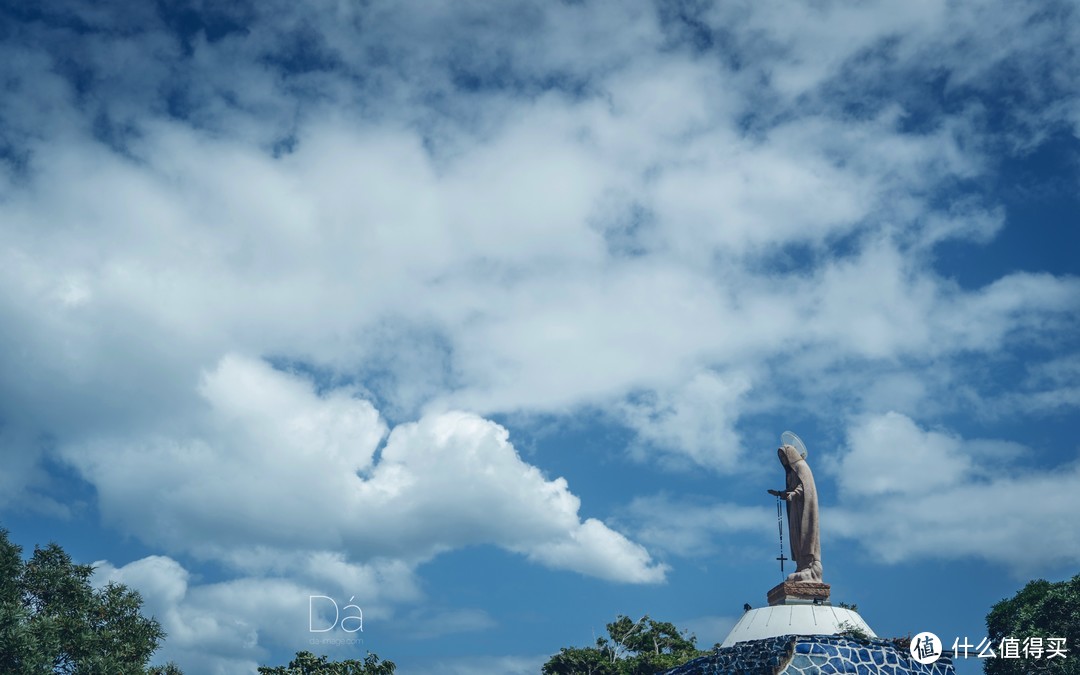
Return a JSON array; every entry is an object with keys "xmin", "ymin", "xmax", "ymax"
[{"xmin": 767, "ymin": 581, "xmax": 831, "ymax": 606}]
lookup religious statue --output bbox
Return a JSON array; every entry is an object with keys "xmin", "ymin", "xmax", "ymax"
[{"xmin": 767, "ymin": 441, "xmax": 822, "ymax": 583}]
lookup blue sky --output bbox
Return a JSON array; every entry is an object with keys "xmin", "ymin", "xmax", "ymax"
[{"xmin": 1, "ymin": 1, "xmax": 1079, "ymax": 673}]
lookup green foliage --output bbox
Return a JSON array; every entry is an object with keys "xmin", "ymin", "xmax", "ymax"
[
  {"xmin": 542, "ymin": 615, "xmax": 709, "ymax": 675},
  {"xmin": 836, "ymin": 620, "xmax": 870, "ymax": 641},
  {"xmin": 834, "ymin": 603, "xmax": 870, "ymax": 641},
  {"xmin": 984, "ymin": 574, "xmax": 1080, "ymax": 675},
  {"xmin": 0, "ymin": 527, "xmax": 172, "ymax": 674},
  {"xmin": 543, "ymin": 646, "xmax": 617, "ymax": 675},
  {"xmin": 257, "ymin": 650, "xmax": 396, "ymax": 674}
]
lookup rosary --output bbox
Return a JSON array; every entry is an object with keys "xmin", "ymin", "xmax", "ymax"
[{"xmin": 775, "ymin": 495, "xmax": 788, "ymax": 575}]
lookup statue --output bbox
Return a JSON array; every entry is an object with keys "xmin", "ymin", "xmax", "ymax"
[{"xmin": 767, "ymin": 441, "xmax": 822, "ymax": 583}]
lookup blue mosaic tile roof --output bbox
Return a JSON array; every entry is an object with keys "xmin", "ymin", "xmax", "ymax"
[{"xmin": 660, "ymin": 634, "xmax": 955, "ymax": 675}]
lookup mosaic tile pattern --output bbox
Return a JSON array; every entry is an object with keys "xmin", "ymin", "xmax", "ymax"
[{"xmin": 661, "ymin": 635, "xmax": 955, "ymax": 675}]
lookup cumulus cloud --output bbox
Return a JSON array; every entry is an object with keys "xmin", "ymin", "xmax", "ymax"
[
  {"xmin": 829, "ymin": 413, "xmax": 1078, "ymax": 573},
  {"xmin": 1, "ymin": 0, "xmax": 1076, "ymax": 478},
  {"xmin": 64, "ymin": 354, "xmax": 664, "ymax": 584},
  {"xmin": 76, "ymin": 356, "xmax": 664, "ymax": 669},
  {"xmin": 620, "ymin": 371, "xmax": 753, "ymax": 471},
  {"xmin": 834, "ymin": 412, "xmax": 975, "ymax": 498},
  {"xmin": 831, "ymin": 461, "xmax": 1080, "ymax": 573},
  {"xmin": 93, "ymin": 555, "xmax": 369, "ymax": 674}
]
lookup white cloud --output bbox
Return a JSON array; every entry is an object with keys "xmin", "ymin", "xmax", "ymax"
[
  {"xmin": 1, "ymin": 13, "xmax": 1075, "ymax": 482},
  {"xmin": 620, "ymin": 371, "xmax": 753, "ymax": 471},
  {"xmin": 831, "ymin": 461, "xmax": 1080, "ymax": 573},
  {"xmin": 93, "ymin": 556, "xmax": 339, "ymax": 674},
  {"xmin": 62, "ymin": 354, "xmax": 385, "ymax": 555},
  {"xmin": 519, "ymin": 517, "xmax": 667, "ymax": 584},
  {"xmin": 368, "ymin": 408, "xmax": 667, "ymax": 582},
  {"xmin": 93, "ymin": 555, "xmax": 189, "ymax": 617},
  {"xmin": 63, "ymin": 354, "xmax": 664, "ymax": 584},
  {"xmin": 829, "ymin": 413, "xmax": 1080, "ymax": 573},
  {"xmin": 795, "ymin": 243, "xmax": 1080, "ymax": 362},
  {"xmin": 835, "ymin": 412, "xmax": 975, "ymax": 498}
]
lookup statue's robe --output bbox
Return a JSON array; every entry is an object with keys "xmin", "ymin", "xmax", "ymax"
[{"xmin": 780, "ymin": 444, "xmax": 821, "ymax": 580}]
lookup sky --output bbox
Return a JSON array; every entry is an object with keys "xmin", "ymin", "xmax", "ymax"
[{"xmin": 1, "ymin": 0, "xmax": 1079, "ymax": 673}]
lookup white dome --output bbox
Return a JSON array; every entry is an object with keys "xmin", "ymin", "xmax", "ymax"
[{"xmin": 721, "ymin": 605, "xmax": 876, "ymax": 647}]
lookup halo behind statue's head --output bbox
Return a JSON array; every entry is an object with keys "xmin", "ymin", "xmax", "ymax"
[{"xmin": 780, "ymin": 431, "xmax": 808, "ymax": 459}]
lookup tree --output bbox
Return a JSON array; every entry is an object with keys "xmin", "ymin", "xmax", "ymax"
[
  {"xmin": 985, "ymin": 574, "xmax": 1080, "ymax": 675},
  {"xmin": 257, "ymin": 650, "xmax": 396, "ymax": 674},
  {"xmin": 543, "ymin": 646, "xmax": 618, "ymax": 675},
  {"xmin": 543, "ymin": 615, "xmax": 709, "ymax": 675},
  {"xmin": 0, "ymin": 527, "xmax": 179, "ymax": 674}
]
